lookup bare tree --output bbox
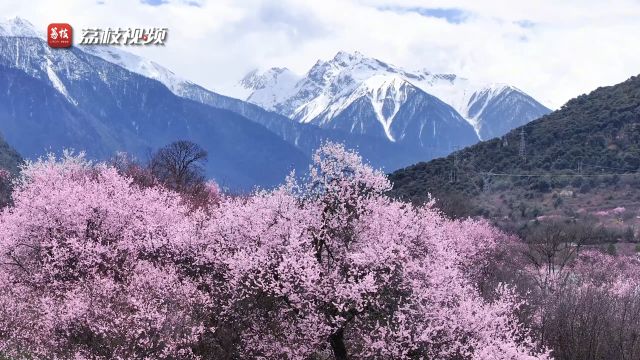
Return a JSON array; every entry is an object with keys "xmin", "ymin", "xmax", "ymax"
[
  {"xmin": 149, "ymin": 141, "xmax": 208, "ymax": 192},
  {"xmin": 521, "ymin": 221, "xmax": 596, "ymax": 293}
]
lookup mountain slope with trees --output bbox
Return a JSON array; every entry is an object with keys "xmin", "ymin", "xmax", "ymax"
[
  {"xmin": 0, "ymin": 132, "xmax": 21, "ymax": 173},
  {"xmin": 0, "ymin": 37, "xmax": 309, "ymax": 190},
  {"xmin": 0, "ymin": 133, "xmax": 21, "ymax": 206},
  {"xmin": 390, "ymin": 75, "xmax": 640, "ymax": 231}
]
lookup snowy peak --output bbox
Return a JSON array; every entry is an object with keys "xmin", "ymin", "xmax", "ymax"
[
  {"xmin": 329, "ymin": 50, "xmax": 389, "ymax": 70},
  {"xmin": 240, "ymin": 67, "xmax": 295, "ymax": 91},
  {"xmin": 332, "ymin": 50, "xmax": 365, "ymax": 64},
  {"xmin": 234, "ymin": 51, "xmax": 402, "ymax": 115},
  {"xmin": 302, "ymin": 74, "xmax": 415, "ymax": 138},
  {"xmin": 0, "ymin": 17, "xmax": 41, "ymax": 38},
  {"xmin": 240, "ymin": 67, "xmax": 300, "ymax": 110},
  {"xmin": 80, "ymin": 45, "xmax": 189, "ymax": 93},
  {"xmin": 0, "ymin": 23, "xmax": 187, "ymax": 108},
  {"xmin": 307, "ymin": 51, "xmax": 395, "ymax": 87},
  {"xmin": 237, "ymin": 50, "xmax": 550, "ymax": 142},
  {"xmin": 360, "ymin": 74, "xmax": 411, "ymax": 102},
  {"xmin": 239, "ymin": 51, "xmax": 473, "ymax": 124},
  {"xmin": 0, "ymin": 20, "xmax": 190, "ymax": 97},
  {"xmin": 321, "ymin": 50, "xmax": 393, "ymax": 75},
  {"xmin": 467, "ymin": 84, "xmax": 515, "ymax": 117},
  {"xmin": 355, "ymin": 75, "xmax": 413, "ymax": 141}
]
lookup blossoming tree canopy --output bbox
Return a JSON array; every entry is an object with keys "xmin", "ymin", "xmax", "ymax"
[
  {"xmin": 0, "ymin": 145, "xmax": 548, "ymax": 359},
  {"xmin": 0, "ymin": 153, "xmax": 212, "ymax": 359},
  {"xmin": 210, "ymin": 143, "xmax": 548, "ymax": 359}
]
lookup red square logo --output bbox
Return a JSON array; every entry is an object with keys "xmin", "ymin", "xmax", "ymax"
[{"xmin": 47, "ymin": 23, "xmax": 73, "ymax": 48}]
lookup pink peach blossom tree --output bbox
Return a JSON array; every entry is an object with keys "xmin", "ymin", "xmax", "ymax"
[
  {"xmin": 208, "ymin": 143, "xmax": 548, "ymax": 359},
  {"xmin": 0, "ymin": 153, "xmax": 214, "ymax": 359},
  {"xmin": 0, "ymin": 145, "xmax": 548, "ymax": 359}
]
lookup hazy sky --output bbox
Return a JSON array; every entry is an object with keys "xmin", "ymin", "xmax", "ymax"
[{"xmin": 2, "ymin": 0, "xmax": 640, "ymax": 109}]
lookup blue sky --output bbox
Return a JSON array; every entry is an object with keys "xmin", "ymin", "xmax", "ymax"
[
  {"xmin": 140, "ymin": 0, "xmax": 168, "ymax": 5},
  {"xmin": 381, "ymin": 6, "xmax": 469, "ymax": 24},
  {"xmin": 1, "ymin": 0, "xmax": 639, "ymax": 109}
]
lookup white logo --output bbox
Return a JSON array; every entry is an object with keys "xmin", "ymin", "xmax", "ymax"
[
  {"xmin": 79, "ymin": 28, "xmax": 168, "ymax": 46},
  {"xmin": 58, "ymin": 28, "xmax": 69, "ymax": 39}
]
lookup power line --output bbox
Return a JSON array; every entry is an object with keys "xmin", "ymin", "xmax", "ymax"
[
  {"xmin": 577, "ymin": 163, "xmax": 639, "ymax": 172},
  {"xmin": 475, "ymin": 171, "xmax": 639, "ymax": 178}
]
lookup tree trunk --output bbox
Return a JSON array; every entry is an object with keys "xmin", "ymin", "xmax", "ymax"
[{"xmin": 330, "ymin": 328, "xmax": 348, "ymax": 360}]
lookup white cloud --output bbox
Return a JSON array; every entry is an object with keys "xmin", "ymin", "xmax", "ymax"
[{"xmin": 1, "ymin": 0, "xmax": 639, "ymax": 109}]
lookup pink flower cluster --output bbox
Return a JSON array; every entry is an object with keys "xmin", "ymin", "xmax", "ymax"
[
  {"xmin": 595, "ymin": 206, "xmax": 626, "ymax": 216},
  {"xmin": 0, "ymin": 145, "xmax": 548, "ymax": 359}
]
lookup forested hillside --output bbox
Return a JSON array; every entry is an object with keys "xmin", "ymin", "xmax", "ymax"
[
  {"xmin": 0, "ymin": 133, "xmax": 21, "ymax": 173},
  {"xmin": 390, "ymin": 75, "xmax": 640, "ymax": 236},
  {"xmin": 0, "ymin": 133, "xmax": 21, "ymax": 206}
]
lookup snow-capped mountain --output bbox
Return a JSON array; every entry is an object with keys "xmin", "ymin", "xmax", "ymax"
[
  {"xmin": 239, "ymin": 51, "xmax": 551, "ymax": 141},
  {"xmin": 0, "ymin": 17, "xmax": 41, "ymax": 37},
  {"xmin": 306, "ymin": 73, "xmax": 479, "ymax": 152},
  {"xmin": 77, "ymin": 34, "xmax": 447, "ymax": 170},
  {"xmin": 0, "ymin": 17, "xmax": 546, "ymax": 179},
  {"xmin": 66, "ymin": 26, "xmax": 525, "ymax": 167},
  {"xmin": 90, "ymin": 43, "xmax": 480, "ymax": 160},
  {"xmin": 238, "ymin": 67, "xmax": 300, "ymax": 109},
  {"xmin": 406, "ymin": 72, "xmax": 551, "ymax": 140},
  {"xmin": 80, "ymin": 44, "xmax": 428, "ymax": 170},
  {"xmin": 0, "ymin": 17, "xmax": 310, "ymax": 189}
]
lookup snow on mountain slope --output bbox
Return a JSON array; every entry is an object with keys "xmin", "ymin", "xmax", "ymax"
[
  {"xmin": 239, "ymin": 51, "xmax": 551, "ymax": 141},
  {"xmin": 236, "ymin": 67, "xmax": 300, "ymax": 107},
  {"xmin": 45, "ymin": 58, "xmax": 77, "ymax": 105},
  {"xmin": 0, "ymin": 16, "xmax": 482, "ymax": 178},
  {"xmin": 237, "ymin": 51, "xmax": 478, "ymax": 148},
  {"xmin": 322, "ymin": 77, "xmax": 479, "ymax": 151},
  {"xmin": 248, "ymin": 52, "xmax": 481, "ymax": 151},
  {"xmin": 0, "ymin": 20, "xmax": 422, "ymax": 172},
  {"xmin": 311, "ymin": 74, "xmax": 411, "ymax": 141},
  {"xmin": 407, "ymin": 73, "xmax": 550, "ymax": 140},
  {"xmin": 0, "ymin": 17, "xmax": 41, "ymax": 38},
  {"xmin": 416, "ymin": 76, "xmax": 511, "ymax": 133},
  {"xmin": 0, "ymin": 18, "xmax": 89, "ymax": 103},
  {"xmin": 80, "ymin": 45, "xmax": 190, "ymax": 93},
  {"xmin": 0, "ymin": 17, "xmax": 311, "ymax": 189}
]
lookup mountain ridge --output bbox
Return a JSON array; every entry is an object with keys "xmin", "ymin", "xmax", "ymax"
[
  {"xmin": 0, "ymin": 17, "xmax": 551, "ymax": 184},
  {"xmin": 238, "ymin": 51, "xmax": 551, "ymax": 141},
  {"xmin": 0, "ymin": 23, "xmax": 309, "ymax": 190},
  {"xmin": 74, "ymin": 32, "xmax": 436, "ymax": 171}
]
